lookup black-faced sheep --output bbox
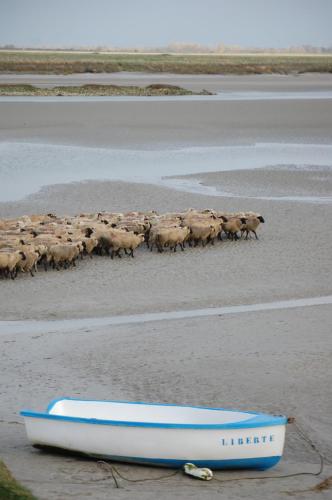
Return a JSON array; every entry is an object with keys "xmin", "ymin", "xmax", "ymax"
[
  {"xmin": 222, "ymin": 217, "xmax": 247, "ymax": 240},
  {"xmin": 0, "ymin": 250, "xmax": 26, "ymax": 279},
  {"xmin": 241, "ymin": 215, "xmax": 265, "ymax": 240}
]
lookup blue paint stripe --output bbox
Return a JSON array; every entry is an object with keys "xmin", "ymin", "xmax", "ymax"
[
  {"xmin": 20, "ymin": 409, "xmax": 286, "ymax": 429},
  {"xmin": 72, "ymin": 452, "xmax": 282, "ymax": 470}
]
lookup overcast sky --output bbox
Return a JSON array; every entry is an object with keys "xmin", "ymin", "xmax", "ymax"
[{"xmin": 1, "ymin": 0, "xmax": 331, "ymax": 48}]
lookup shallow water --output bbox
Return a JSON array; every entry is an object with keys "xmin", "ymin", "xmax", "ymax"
[
  {"xmin": 1, "ymin": 295, "xmax": 331, "ymax": 336},
  {"xmin": 1, "ymin": 141, "xmax": 332, "ymax": 202},
  {"xmin": 1, "ymin": 91, "xmax": 332, "ymax": 103}
]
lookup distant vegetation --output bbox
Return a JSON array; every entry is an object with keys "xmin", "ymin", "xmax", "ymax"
[
  {"xmin": 0, "ymin": 460, "xmax": 36, "ymax": 500},
  {"xmin": 1, "ymin": 43, "xmax": 332, "ymax": 54},
  {"xmin": 0, "ymin": 83, "xmax": 211, "ymax": 96},
  {"xmin": 0, "ymin": 51, "xmax": 332, "ymax": 74}
]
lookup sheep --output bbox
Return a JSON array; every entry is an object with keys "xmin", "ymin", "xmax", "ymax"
[
  {"xmin": 109, "ymin": 232, "xmax": 145, "ymax": 259},
  {"xmin": 207, "ymin": 219, "xmax": 222, "ymax": 244},
  {"xmin": 156, "ymin": 226, "xmax": 190, "ymax": 252},
  {"xmin": 81, "ymin": 236, "xmax": 98, "ymax": 258},
  {"xmin": 0, "ymin": 237, "xmax": 21, "ymax": 249},
  {"xmin": 0, "ymin": 207, "xmax": 265, "ymax": 280},
  {"xmin": 147, "ymin": 223, "xmax": 181, "ymax": 251},
  {"xmin": 47, "ymin": 244, "xmax": 81, "ymax": 270},
  {"xmin": 187, "ymin": 223, "xmax": 216, "ymax": 247},
  {"xmin": 222, "ymin": 217, "xmax": 247, "ymax": 240},
  {"xmin": 31, "ymin": 243, "xmax": 48, "ymax": 270},
  {"xmin": 0, "ymin": 250, "xmax": 26, "ymax": 279},
  {"xmin": 182, "ymin": 212, "xmax": 222, "ymax": 243},
  {"xmin": 95, "ymin": 227, "xmax": 129, "ymax": 255},
  {"xmin": 17, "ymin": 247, "xmax": 40, "ymax": 276},
  {"xmin": 65, "ymin": 238, "xmax": 84, "ymax": 259},
  {"xmin": 146, "ymin": 225, "xmax": 160, "ymax": 251},
  {"xmin": 117, "ymin": 220, "xmax": 149, "ymax": 236},
  {"xmin": 241, "ymin": 215, "xmax": 265, "ymax": 240}
]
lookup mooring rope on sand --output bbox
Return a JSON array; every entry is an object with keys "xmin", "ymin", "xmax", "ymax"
[
  {"xmin": 96, "ymin": 461, "xmax": 180, "ymax": 487},
  {"xmin": 95, "ymin": 418, "xmax": 326, "ymax": 489}
]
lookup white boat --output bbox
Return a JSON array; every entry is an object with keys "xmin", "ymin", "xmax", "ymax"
[{"xmin": 21, "ymin": 398, "xmax": 287, "ymax": 469}]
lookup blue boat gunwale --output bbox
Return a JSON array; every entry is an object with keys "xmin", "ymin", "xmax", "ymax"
[{"xmin": 20, "ymin": 397, "xmax": 287, "ymax": 430}]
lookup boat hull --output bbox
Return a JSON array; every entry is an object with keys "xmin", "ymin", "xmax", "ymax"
[{"xmin": 22, "ymin": 411, "xmax": 286, "ymax": 469}]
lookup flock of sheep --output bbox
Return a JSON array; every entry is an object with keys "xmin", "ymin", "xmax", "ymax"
[{"xmin": 0, "ymin": 209, "xmax": 264, "ymax": 280}]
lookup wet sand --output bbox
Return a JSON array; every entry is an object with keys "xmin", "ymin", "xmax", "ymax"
[
  {"xmin": 1, "ymin": 94, "xmax": 332, "ymax": 148},
  {"xmin": 168, "ymin": 165, "xmax": 332, "ymax": 202},
  {"xmin": 0, "ymin": 76, "xmax": 332, "ymax": 499},
  {"xmin": 0, "ymin": 172, "xmax": 332, "ymax": 499},
  {"xmin": 1, "ymin": 307, "xmax": 332, "ymax": 499},
  {"xmin": 0, "ymin": 172, "xmax": 332, "ymax": 321},
  {"xmin": 187, "ymin": 165, "xmax": 332, "ymax": 198}
]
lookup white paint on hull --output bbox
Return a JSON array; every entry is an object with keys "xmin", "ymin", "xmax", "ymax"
[
  {"xmin": 23, "ymin": 417, "xmax": 286, "ymax": 464},
  {"xmin": 21, "ymin": 399, "xmax": 287, "ymax": 468}
]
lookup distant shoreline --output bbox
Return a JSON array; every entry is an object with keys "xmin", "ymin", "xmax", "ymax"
[
  {"xmin": 1, "ymin": 51, "xmax": 332, "ymax": 75},
  {"xmin": 1, "ymin": 48, "xmax": 332, "ymax": 56}
]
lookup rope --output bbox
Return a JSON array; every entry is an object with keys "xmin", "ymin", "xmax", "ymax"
[
  {"xmin": 109, "ymin": 465, "xmax": 120, "ymax": 489},
  {"xmin": 90, "ymin": 417, "xmax": 326, "ymax": 488},
  {"xmin": 97, "ymin": 461, "xmax": 179, "ymax": 488}
]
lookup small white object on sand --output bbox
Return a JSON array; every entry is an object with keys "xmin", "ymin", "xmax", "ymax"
[{"xmin": 184, "ymin": 463, "xmax": 213, "ymax": 480}]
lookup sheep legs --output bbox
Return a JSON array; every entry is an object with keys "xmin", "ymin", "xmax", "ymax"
[
  {"xmin": 243, "ymin": 230, "xmax": 258, "ymax": 240},
  {"xmin": 111, "ymin": 249, "xmax": 122, "ymax": 259}
]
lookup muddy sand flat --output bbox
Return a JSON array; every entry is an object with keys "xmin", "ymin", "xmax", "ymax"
[
  {"xmin": 0, "ymin": 75, "xmax": 331, "ymax": 499},
  {"xmin": 0, "ymin": 172, "xmax": 331, "ymax": 500}
]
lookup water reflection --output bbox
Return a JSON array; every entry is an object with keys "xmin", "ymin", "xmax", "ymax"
[{"xmin": 1, "ymin": 142, "xmax": 332, "ymax": 202}]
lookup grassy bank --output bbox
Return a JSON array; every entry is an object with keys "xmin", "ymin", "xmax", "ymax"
[
  {"xmin": 0, "ymin": 460, "xmax": 36, "ymax": 500},
  {"xmin": 0, "ymin": 51, "xmax": 332, "ymax": 74},
  {"xmin": 0, "ymin": 83, "xmax": 210, "ymax": 96}
]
